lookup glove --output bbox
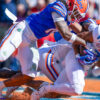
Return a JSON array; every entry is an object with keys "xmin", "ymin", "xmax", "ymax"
[{"xmin": 76, "ymin": 49, "xmax": 98, "ymax": 65}]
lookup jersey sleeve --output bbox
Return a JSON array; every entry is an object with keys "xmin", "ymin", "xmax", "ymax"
[
  {"xmin": 80, "ymin": 18, "xmax": 96, "ymax": 26},
  {"xmin": 52, "ymin": 12, "xmax": 65, "ymax": 22},
  {"xmin": 50, "ymin": 1, "xmax": 67, "ymax": 18}
]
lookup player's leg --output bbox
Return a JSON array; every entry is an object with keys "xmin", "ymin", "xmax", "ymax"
[
  {"xmin": 0, "ymin": 22, "xmax": 25, "ymax": 97},
  {"xmin": 64, "ymin": 49, "xmax": 85, "ymax": 95},
  {"xmin": 0, "ymin": 21, "xmax": 38, "ymax": 97},
  {"xmin": 2, "ymin": 46, "xmax": 36, "ymax": 86},
  {"xmin": 31, "ymin": 46, "xmax": 68, "ymax": 99},
  {"xmin": 51, "ymin": 49, "xmax": 85, "ymax": 95},
  {"xmin": 0, "ymin": 46, "xmax": 37, "ymax": 97},
  {"xmin": 0, "ymin": 21, "xmax": 27, "ymax": 62}
]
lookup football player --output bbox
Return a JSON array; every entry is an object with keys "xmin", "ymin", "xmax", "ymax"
[{"xmin": 0, "ymin": 0, "xmax": 90, "ymax": 98}]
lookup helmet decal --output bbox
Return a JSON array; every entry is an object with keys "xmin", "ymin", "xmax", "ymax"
[
  {"xmin": 76, "ymin": 0, "xmax": 88, "ymax": 13},
  {"xmin": 77, "ymin": 0, "xmax": 83, "ymax": 9}
]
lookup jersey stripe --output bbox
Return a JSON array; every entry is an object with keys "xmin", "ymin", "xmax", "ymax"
[
  {"xmin": 45, "ymin": 50, "xmax": 59, "ymax": 80},
  {"xmin": 51, "ymin": 54, "xmax": 59, "ymax": 77},
  {"xmin": 45, "ymin": 50, "xmax": 56, "ymax": 80},
  {"xmin": 56, "ymin": 2, "xmax": 66, "ymax": 13},
  {"xmin": 51, "ymin": 7, "xmax": 65, "ymax": 17}
]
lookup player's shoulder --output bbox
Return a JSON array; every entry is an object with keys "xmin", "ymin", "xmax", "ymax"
[{"xmin": 48, "ymin": 1, "xmax": 67, "ymax": 17}]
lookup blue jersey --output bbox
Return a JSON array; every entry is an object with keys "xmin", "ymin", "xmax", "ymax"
[{"xmin": 26, "ymin": 1, "xmax": 67, "ymax": 39}]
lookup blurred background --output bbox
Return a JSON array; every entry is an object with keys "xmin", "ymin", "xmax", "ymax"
[{"xmin": 0, "ymin": 0, "xmax": 100, "ymax": 78}]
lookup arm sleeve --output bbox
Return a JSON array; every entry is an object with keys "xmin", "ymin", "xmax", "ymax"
[{"xmin": 52, "ymin": 12, "xmax": 64, "ymax": 22}]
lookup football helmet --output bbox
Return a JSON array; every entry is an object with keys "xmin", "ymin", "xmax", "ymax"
[{"xmin": 67, "ymin": 0, "xmax": 89, "ymax": 23}]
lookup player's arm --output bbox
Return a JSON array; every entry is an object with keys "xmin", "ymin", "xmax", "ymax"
[
  {"xmin": 77, "ymin": 31, "xmax": 93, "ymax": 43},
  {"xmin": 69, "ymin": 22, "xmax": 83, "ymax": 33},
  {"xmin": 77, "ymin": 18, "xmax": 98, "ymax": 41},
  {"xmin": 77, "ymin": 20, "xmax": 100, "ymax": 43},
  {"xmin": 52, "ymin": 13, "xmax": 86, "ymax": 46},
  {"xmin": 70, "ymin": 18, "xmax": 97, "ymax": 42},
  {"xmin": 71, "ymin": 18, "xmax": 99, "ymax": 43}
]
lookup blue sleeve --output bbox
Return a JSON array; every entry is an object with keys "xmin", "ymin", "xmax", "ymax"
[{"xmin": 50, "ymin": 1, "xmax": 67, "ymax": 18}]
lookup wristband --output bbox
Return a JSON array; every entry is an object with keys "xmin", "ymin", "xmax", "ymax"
[{"xmin": 69, "ymin": 34, "xmax": 77, "ymax": 43}]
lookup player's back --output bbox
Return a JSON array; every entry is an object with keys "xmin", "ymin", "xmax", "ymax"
[{"xmin": 25, "ymin": 1, "xmax": 67, "ymax": 39}]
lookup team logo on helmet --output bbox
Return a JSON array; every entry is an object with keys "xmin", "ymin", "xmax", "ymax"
[{"xmin": 76, "ymin": 0, "xmax": 88, "ymax": 13}]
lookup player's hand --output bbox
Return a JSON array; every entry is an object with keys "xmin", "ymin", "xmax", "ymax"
[
  {"xmin": 77, "ymin": 31, "xmax": 93, "ymax": 43},
  {"xmin": 73, "ymin": 36, "xmax": 87, "ymax": 47}
]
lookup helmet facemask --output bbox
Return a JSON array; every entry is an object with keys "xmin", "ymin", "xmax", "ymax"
[
  {"xmin": 68, "ymin": 6, "xmax": 86, "ymax": 23},
  {"xmin": 67, "ymin": 0, "xmax": 89, "ymax": 23}
]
